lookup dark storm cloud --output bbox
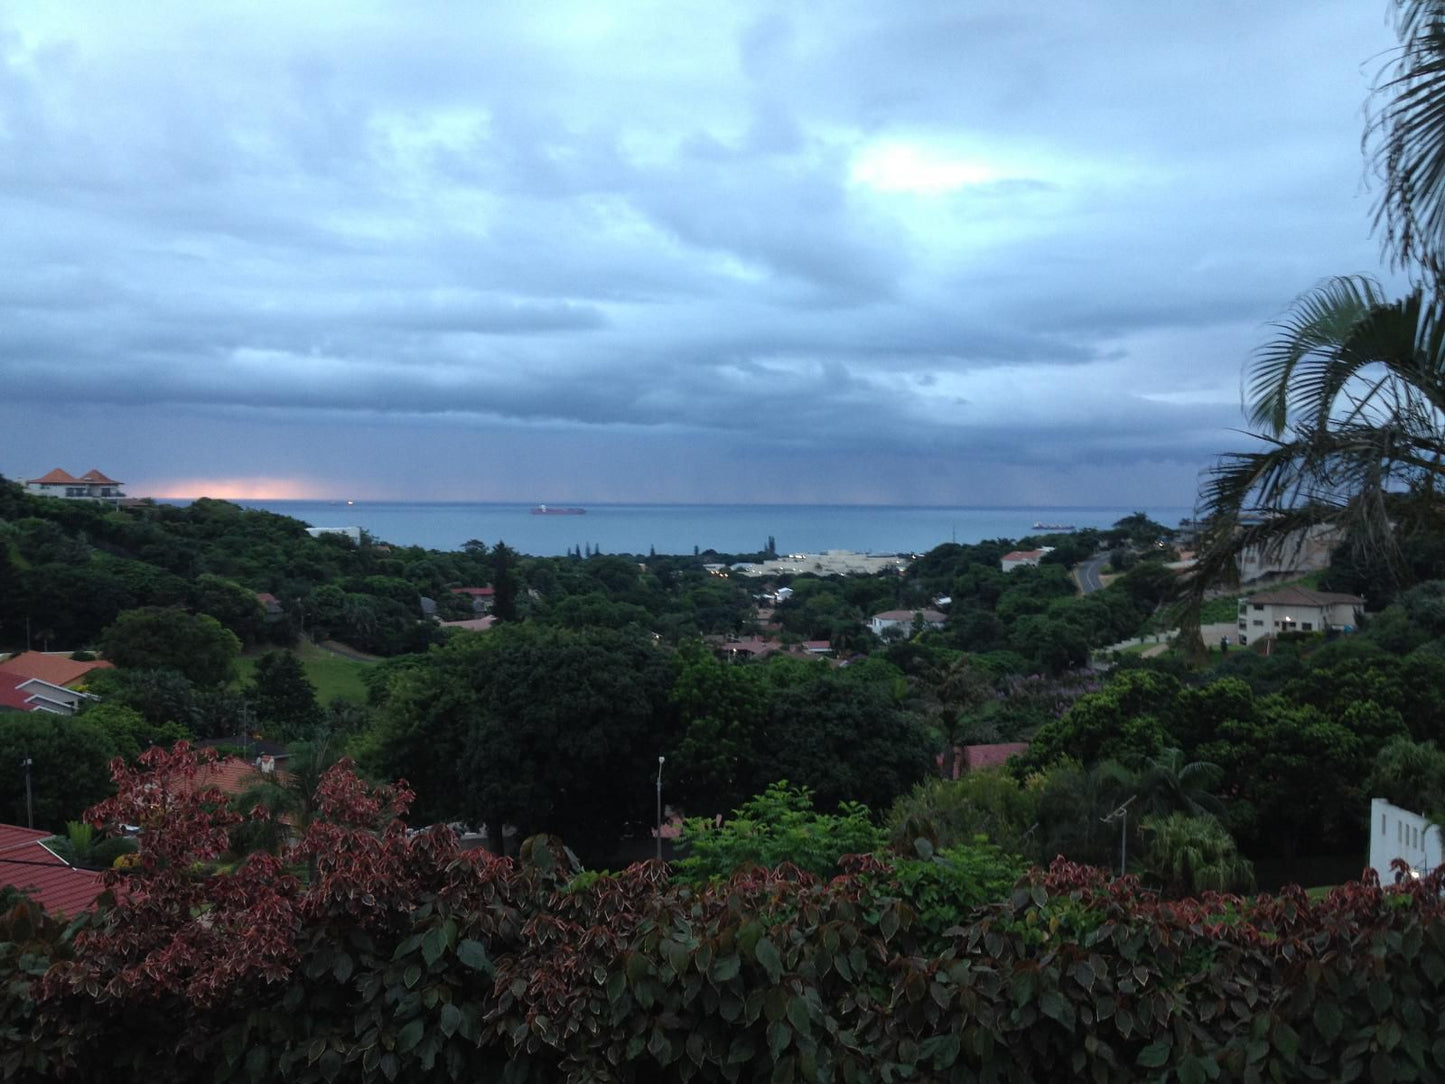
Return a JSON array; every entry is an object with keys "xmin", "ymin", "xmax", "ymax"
[{"xmin": 0, "ymin": 2, "xmax": 1403, "ymax": 503}]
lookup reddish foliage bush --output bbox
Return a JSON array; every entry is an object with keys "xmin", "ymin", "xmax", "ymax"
[{"xmin": 3, "ymin": 745, "xmax": 1444, "ymax": 1082}]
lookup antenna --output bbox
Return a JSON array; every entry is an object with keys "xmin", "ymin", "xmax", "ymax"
[{"xmin": 1101, "ymin": 794, "xmax": 1137, "ymax": 877}]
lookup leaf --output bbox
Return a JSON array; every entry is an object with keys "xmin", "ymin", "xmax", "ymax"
[
  {"xmin": 754, "ymin": 938, "xmax": 783, "ymax": 984},
  {"xmin": 768, "ymin": 1020, "xmax": 790, "ymax": 1060},
  {"xmin": 456, "ymin": 939, "xmax": 492, "ymax": 973},
  {"xmin": 439, "ymin": 1003, "xmax": 462, "ymax": 1038},
  {"xmin": 786, "ymin": 994, "xmax": 811, "ymax": 1034},
  {"xmin": 1039, "ymin": 989, "xmax": 1076, "ymax": 1031},
  {"xmin": 397, "ymin": 1018, "xmax": 425, "ymax": 1053},
  {"xmin": 422, "ymin": 926, "xmax": 447, "ymax": 967},
  {"xmin": 1138, "ymin": 1042, "xmax": 1171, "ymax": 1068},
  {"xmin": 711, "ymin": 954, "xmax": 741, "ymax": 982},
  {"xmin": 1314, "ymin": 1000, "xmax": 1343, "ymax": 1043}
]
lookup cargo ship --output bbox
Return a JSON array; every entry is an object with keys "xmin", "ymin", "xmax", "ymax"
[{"xmin": 532, "ymin": 504, "xmax": 586, "ymax": 515}]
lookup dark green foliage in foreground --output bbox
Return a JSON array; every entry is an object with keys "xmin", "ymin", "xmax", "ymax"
[{"xmin": 5, "ymin": 750, "xmax": 1444, "ymax": 1084}]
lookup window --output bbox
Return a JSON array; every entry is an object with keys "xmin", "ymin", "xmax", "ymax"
[
  {"xmin": 1383, "ymin": 813, "xmax": 1388, "ymax": 835},
  {"xmin": 1252, "ymin": 604, "xmax": 1264, "ymax": 611},
  {"xmin": 1253, "ymin": 620, "xmax": 1263, "ymax": 627},
  {"xmin": 1302, "ymin": 622, "xmax": 1313, "ymax": 631}
]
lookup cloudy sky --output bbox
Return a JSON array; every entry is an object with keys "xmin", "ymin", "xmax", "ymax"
[{"xmin": 0, "ymin": 3, "xmax": 1406, "ymax": 505}]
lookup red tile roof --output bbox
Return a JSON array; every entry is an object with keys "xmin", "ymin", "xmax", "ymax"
[
  {"xmin": 1002, "ymin": 550, "xmax": 1047, "ymax": 562},
  {"xmin": 0, "ymin": 680, "xmax": 31, "ymax": 711},
  {"xmin": 78, "ymin": 468, "xmax": 121, "ymax": 484},
  {"xmin": 27, "ymin": 468, "xmax": 79, "ymax": 485},
  {"xmin": 452, "ymin": 587, "xmax": 496, "ymax": 597},
  {"xmin": 0, "ymin": 653, "xmax": 113, "ymax": 688},
  {"xmin": 441, "ymin": 616, "xmax": 497, "ymax": 632},
  {"xmin": 0, "ymin": 824, "xmax": 106, "ymax": 916},
  {"xmin": 963, "ymin": 743, "xmax": 1030, "ymax": 770}
]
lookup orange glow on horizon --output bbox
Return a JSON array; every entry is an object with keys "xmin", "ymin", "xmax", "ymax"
[{"xmin": 137, "ymin": 476, "xmax": 336, "ymax": 501}]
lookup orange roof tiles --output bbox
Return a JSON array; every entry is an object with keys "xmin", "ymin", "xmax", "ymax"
[
  {"xmin": 27, "ymin": 468, "xmax": 79, "ymax": 484},
  {"xmin": 0, "ymin": 652, "xmax": 113, "ymax": 688},
  {"xmin": 78, "ymin": 469, "xmax": 121, "ymax": 484},
  {"xmin": 0, "ymin": 824, "xmax": 106, "ymax": 916}
]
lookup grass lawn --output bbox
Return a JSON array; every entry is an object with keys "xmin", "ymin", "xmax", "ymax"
[{"xmin": 235, "ymin": 640, "xmax": 373, "ymax": 704}]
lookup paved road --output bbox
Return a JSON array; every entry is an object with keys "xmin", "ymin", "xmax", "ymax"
[{"xmin": 1075, "ymin": 553, "xmax": 1110, "ymax": 594}]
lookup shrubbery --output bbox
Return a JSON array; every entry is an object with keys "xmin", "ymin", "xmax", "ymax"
[{"xmin": 3, "ymin": 746, "xmax": 1445, "ymax": 1082}]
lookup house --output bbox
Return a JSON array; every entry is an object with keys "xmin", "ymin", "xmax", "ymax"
[
  {"xmin": 1237, "ymin": 523, "xmax": 1344, "ymax": 582},
  {"xmin": 0, "ymin": 823, "xmax": 107, "ymax": 915},
  {"xmin": 0, "ymin": 652, "xmax": 113, "ymax": 687},
  {"xmin": 1001, "ymin": 548, "xmax": 1052, "ymax": 572},
  {"xmin": 869, "ymin": 609, "xmax": 947, "ymax": 637},
  {"xmin": 451, "ymin": 586, "xmax": 495, "ymax": 614},
  {"xmin": 256, "ymin": 593, "xmax": 286, "ymax": 620},
  {"xmin": 0, "ymin": 677, "xmax": 96, "ymax": 715},
  {"xmin": 25, "ymin": 467, "xmax": 125, "ymax": 501},
  {"xmin": 1236, "ymin": 585, "xmax": 1364, "ymax": 640},
  {"xmin": 0, "ymin": 653, "xmax": 113, "ymax": 715},
  {"xmin": 1368, "ymin": 798, "xmax": 1442, "ymax": 883}
]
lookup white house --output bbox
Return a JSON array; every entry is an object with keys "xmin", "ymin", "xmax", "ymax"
[
  {"xmin": 869, "ymin": 609, "xmax": 947, "ymax": 637},
  {"xmin": 1001, "ymin": 548, "xmax": 1052, "ymax": 572},
  {"xmin": 1236, "ymin": 585, "xmax": 1364, "ymax": 640},
  {"xmin": 25, "ymin": 468, "xmax": 125, "ymax": 501},
  {"xmin": 1369, "ymin": 797, "xmax": 1442, "ymax": 884}
]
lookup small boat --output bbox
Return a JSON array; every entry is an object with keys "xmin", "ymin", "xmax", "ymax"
[
  {"xmin": 1031, "ymin": 521, "xmax": 1075, "ymax": 531},
  {"xmin": 532, "ymin": 504, "xmax": 586, "ymax": 515}
]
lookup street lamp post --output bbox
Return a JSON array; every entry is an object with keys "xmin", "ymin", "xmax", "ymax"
[{"xmin": 656, "ymin": 756, "xmax": 666, "ymax": 862}]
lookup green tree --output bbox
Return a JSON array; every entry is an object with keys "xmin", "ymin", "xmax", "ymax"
[
  {"xmin": 249, "ymin": 651, "xmax": 322, "ymax": 740},
  {"xmin": 675, "ymin": 782, "xmax": 884, "ymax": 881},
  {"xmin": 100, "ymin": 607, "xmax": 241, "ymax": 687},
  {"xmin": 491, "ymin": 542, "xmax": 519, "ymax": 622},
  {"xmin": 0, "ymin": 714, "xmax": 118, "ymax": 830},
  {"xmin": 191, "ymin": 574, "xmax": 267, "ymax": 646}
]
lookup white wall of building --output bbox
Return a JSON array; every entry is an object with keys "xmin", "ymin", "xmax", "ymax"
[{"xmin": 1369, "ymin": 797, "xmax": 1443, "ymax": 884}]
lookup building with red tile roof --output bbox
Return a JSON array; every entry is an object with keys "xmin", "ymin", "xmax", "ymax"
[
  {"xmin": 1001, "ymin": 549, "xmax": 1051, "ymax": 572},
  {"xmin": 0, "ymin": 652, "xmax": 113, "ymax": 689},
  {"xmin": 0, "ymin": 824, "xmax": 106, "ymax": 916},
  {"xmin": 25, "ymin": 467, "xmax": 126, "ymax": 500}
]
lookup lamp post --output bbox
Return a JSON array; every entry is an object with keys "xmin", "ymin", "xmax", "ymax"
[
  {"xmin": 656, "ymin": 756, "xmax": 666, "ymax": 862},
  {"xmin": 21, "ymin": 756, "xmax": 33, "ymax": 829}
]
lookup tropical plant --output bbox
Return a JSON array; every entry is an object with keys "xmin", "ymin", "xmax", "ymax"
[
  {"xmin": 1134, "ymin": 747, "xmax": 1226, "ymax": 820},
  {"xmin": 1139, "ymin": 811, "xmax": 1255, "ymax": 897},
  {"xmin": 1369, "ymin": 0, "xmax": 1445, "ymax": 285},
  {"xmin": 1184, "ymin": 0, "xmax": 1445, "ymax": 657}
]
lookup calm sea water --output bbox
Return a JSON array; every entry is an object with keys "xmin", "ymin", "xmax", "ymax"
[{"xmin": 229, "ymin": 501, "xmax": 1193, "ymax": 558}]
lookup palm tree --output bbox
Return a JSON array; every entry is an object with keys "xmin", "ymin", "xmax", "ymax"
[
  {"xmin": 1369, "ymin": 0, "xmax": 1445, "ymax": 286},
  {"xmin": 1135, "ymin": 748, "xmax": 1227, "ymax": 821},
  {"xmin": 1183, "ymin": 1, "xmax": 1445, "ymax": 656},
  {"xmin": 1140, "ymin": 812, "xmax": 1254, "ymax": 898},
  {"xmin": 230, "ymin": 739, "xmax": 340, "ymax": 870},
  {"xmin": 1183, "ymin": 277, "xmax": 1445, "ymax": 655}
]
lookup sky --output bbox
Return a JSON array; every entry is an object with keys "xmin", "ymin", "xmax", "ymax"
[{"xmin": 0, "ymin": 3, "xmax": 1408, "ymax": 506}]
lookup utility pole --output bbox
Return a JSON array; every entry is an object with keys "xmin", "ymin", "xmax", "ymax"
[
  {"xmin": 656, "ymin": 756, "xmax": 666, "ymax": 862},
  {"xmin": 21, "ymin": 756, "xmax": 33, "ymax": 829}
]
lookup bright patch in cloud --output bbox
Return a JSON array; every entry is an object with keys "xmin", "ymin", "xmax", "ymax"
[{"xmin": 850, "ymin": 142, "xmax": 1003, "ymax": 193}]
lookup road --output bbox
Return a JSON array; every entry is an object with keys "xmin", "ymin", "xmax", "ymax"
[{"xmin": 1075, "ymin": 552, "xmax": 1110, "ymax": 594}]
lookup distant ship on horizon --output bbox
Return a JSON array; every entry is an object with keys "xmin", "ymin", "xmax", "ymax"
[
  {"xmin": 1031, "ymin": 521, "xmax": 1075, "ymax": 531},
  {"xmin": 532, "ymin": 504, "xmax": 586, "ymax": 515}
]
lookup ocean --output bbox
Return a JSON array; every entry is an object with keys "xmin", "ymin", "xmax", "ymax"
[{"xmin": 227, "ymin": 501, "xmax": 1194, "ymax": 558}]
